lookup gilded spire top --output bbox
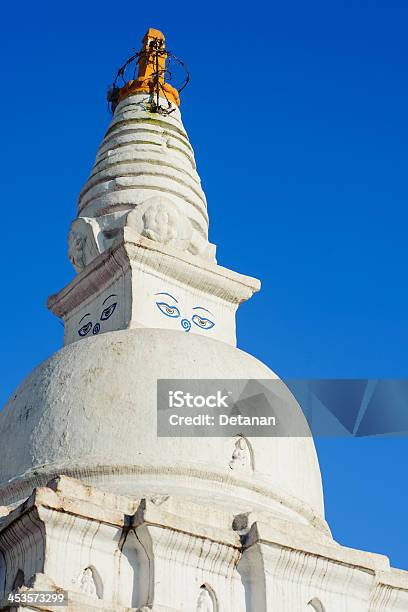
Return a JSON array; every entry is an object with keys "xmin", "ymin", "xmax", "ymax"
[{"xmin": 107, "ymin": 28, "xmax": 188, "ymax": 113}]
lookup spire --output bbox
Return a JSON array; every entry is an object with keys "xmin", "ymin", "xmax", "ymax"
[
  {"xmin": 108, "ymin": 28, "xmax": 181, "ymax": 113},
  {"xmin": 49, "ymin": 29, "xmax": 260, "ymax": 348},
  {"xmin": 70, "ymin": 28, "xmax": 213, "ymax": 272}
]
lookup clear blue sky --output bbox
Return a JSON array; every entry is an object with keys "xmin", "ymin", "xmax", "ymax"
[{"xmin": 1, "ymin": 1, "xmax": 407, "ymax": 569}]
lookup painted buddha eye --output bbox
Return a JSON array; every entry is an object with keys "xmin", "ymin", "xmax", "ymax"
[
  {"xmin": 100, "ymin": 302, "xmax": 117, "ymax": 321},
  {"xmin": 192, "ymin": 314, "xmax": 215, "ymax": 330},
  {"xmin": 78, "ymin": 322, "xmax": 92, "ymax": 337},
  {"xmin": 156, "ymin": 302, "xmax": 180, "ymax": 318}
]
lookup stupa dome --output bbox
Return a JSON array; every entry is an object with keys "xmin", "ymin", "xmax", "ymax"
[{"xmin": 0, "ymin": 328, "xmax": 327, "ymax": 534}]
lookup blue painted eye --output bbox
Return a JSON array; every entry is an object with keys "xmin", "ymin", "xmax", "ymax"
[
  {"xmin": 156, "ymin": 302, "xmax": 181, "ymax": 318},
  {"xmin": 78, "ymin": 322, "xmax": 92, "ymax": 337},
  {"xmin": 101, "ymin": 302, "xmax": 117, "ymax": 321},
  {"xmin": 192, "ymin": 314, "xmax": 215, "ymax": 330}
]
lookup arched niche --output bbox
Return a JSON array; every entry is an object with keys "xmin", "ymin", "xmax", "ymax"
[
  {"xmin": 228, "ymin": 435, "xmax": 255, "ymax": 472},
  {"xmin": 197, "ymin": 583, "xmax": 218, "ymax": 611},
  {"xmin": 307, "ymin": 598, "xmax": 325, "ymax": 612},
  {"xmin": 76, "ymin": 566, "xmax": 103, "ymax": 599}
]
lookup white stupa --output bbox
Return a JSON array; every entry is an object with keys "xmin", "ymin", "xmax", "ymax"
[{"xmin": 0, "ymin": 28, "xmax": 407, "ymax": 612}]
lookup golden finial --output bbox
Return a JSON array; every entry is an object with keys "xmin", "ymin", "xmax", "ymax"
[{"xmin": 109, "ymin": 28, "xmax": 182, "ymax": 112}]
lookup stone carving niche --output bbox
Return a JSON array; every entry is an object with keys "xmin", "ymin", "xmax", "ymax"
[
  {"xmin": 73, "ymin": 566, "xmax": 102, "ymax": 599},
  {"xmin": 307, "ymin": 599, "xmax": 325, "ymax": 612},
  {"xmin": 197, "ymin": 584, "xmax": 217, "ymax": 612},
  {"xmin": 68, "ymin": 195, "xmax": 216, "ymax": 273},
  {"xmin": 229, "ymin": 436, "xmax": 254, "ymax": 472}
]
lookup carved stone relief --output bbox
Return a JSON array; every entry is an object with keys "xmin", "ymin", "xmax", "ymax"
[
  {"xmin": 229, "ymin": 436, "xmax": 253, "ymax": 472},
  {"xmin": 197, "ymin": 585, "xmax": 216, "ymax": 612},
  {"xmin": 68, "ymin": 196, "xmax": 216, "ymax": 273},
  {"xmin": 72, "ymin": 566, "xmax": 101, "ymax": 599}
]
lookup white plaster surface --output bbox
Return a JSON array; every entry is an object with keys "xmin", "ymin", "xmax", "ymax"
[
  {"xmin": 0, "ymin": 328, "xmax": 325, "ymax": 533},
  {"xmin": 51, "ymin": 230, "xmax": 257, "ymax": 347},
  {"xmin": 69, "ymin": 93, "xmax": 217, "ymax": 271},
  {"xmin": 1, "ymin": 477, "xmax": 407, "ymax": 611}
]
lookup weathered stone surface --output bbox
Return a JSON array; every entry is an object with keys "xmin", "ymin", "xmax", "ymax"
[
  {"xmin": 50, "ymin": 228, "xmax": 260, "ymax": 347},
  {"xmin": 69, "ymin": 92, "xmax": 217, "ymax": 272},
  {"xmin": 1, "ymin": 477, "xmax": 407, "ymax": 611},
  {"xmin": 0, "ymin": 329, "xmax": 325, "ymax": 534}
]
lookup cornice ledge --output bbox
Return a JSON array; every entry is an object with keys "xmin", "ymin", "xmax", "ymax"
[
  {"xmin": 133, "ymin": 498, "xmax": 241, "ymax": 549},
  {"xmin": 375, "ymin": 567, "xmax": 408, "ymax": 591},
  {"xmin": 0, "ymin": 485, "xmax": 128, "ymax": 534},
  {"xmin": 244, "ymin": 521, "xmax": 390, "ymax": 573},
  {"xmin": 48, "ymin": 228, "xmax": 261, "ymax": 319}
]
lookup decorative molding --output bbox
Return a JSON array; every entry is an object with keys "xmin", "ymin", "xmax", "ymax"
[
  {"xmin": 0, "ymin": 463, "xmax": 331, "ymax": 537},
  {"xmin": 0, "ymin": 477, "xmax": 407, "ymax": 611},
  {"xmin": 229, "ymin": 436, "xmax": 254, "ymax": 473},
  {"xmin": 48, "ymin": 227, "xmax": 260, "ymax": 320}
]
